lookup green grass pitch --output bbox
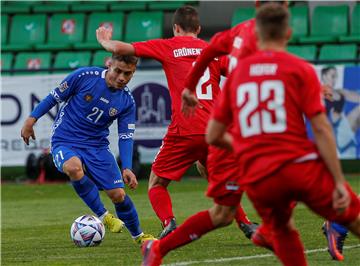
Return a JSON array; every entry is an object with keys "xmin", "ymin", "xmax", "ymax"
[{"xmin": 2, "ymin": 176, "xmax": 360, "ymax": 265}]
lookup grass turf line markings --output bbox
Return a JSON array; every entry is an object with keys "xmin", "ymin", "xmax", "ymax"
[{"xmin": 163, "ymin": 244, "xmax": 360, "ymax": 266}]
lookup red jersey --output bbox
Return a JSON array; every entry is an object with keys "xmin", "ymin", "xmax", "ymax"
[
  {"xmin": 185, "ymin": 19, "xmax": 257, "ymax": 90},
  {"xmin": 213, "ymin": 50, "xmax": 325, "ymax": 185},
  {"xmin": 133, "ymin": 36, "xmax": 222, "ymax": 136}
]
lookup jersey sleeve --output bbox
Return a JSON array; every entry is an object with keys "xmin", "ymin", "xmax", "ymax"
[
  {"xmin": 132, "ymin": 39, "xmax": 166, "ymax": 62},
  {"xmin": 117, "ymin": 99, "xmax": 136, "ymax": 139},
  {"xmin": 50, "ymin": 69, "xmax": 82, "ymax": 103},
  {"xmin": 117, "ymin": 99, "xmax": 136, "ymax": 169},
  {"xmin": 210, "ymin": 29, "xmax": 234, "ymax": 55},
  {"xmin": 212, "ymin": 72, "xmax": 234, "ymax": 126},
  {"xmin": 300, "ymin": 64, "xmax": 326, "ymax": 119},
  {"xmin": 219, "ymin": 55, "xmax": 229, "ymax": 77}
]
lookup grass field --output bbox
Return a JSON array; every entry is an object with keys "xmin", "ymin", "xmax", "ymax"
[{"xmin": 2, "ymin": 176, "xmax": 360, "ymax": 266}]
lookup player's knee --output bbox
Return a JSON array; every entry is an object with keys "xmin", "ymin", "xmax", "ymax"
[
  {"xmin": 148, "ymin": 171, "xmax": 170, "ymax": 189},
  {"xmin": 219, "ymin": 209, "xmax": 235, "ymax": 226},
  {"xmin": 209, "ymin": 205, "xmax": 235, "ymax": 227},
  {"xmin": 63, "ymin": 162, "xmax": 83, "ymax": 180},
  {"xmin": 108, "ymin": 188, "xmax": 126, "ymax": 203}
]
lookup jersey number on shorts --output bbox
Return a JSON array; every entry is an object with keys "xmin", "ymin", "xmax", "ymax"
[
  {"xmin": 86, "ymin": 107, "xmax": 104, "ymax": 123},
  {"xmin": 193, "ymin": 62, "xmax": 213, "ymax": 100},
  {"xmin": 54, "ymin": 150, "xmax": 64, "ymax": 168},
  {"xmin": 237, "ymin": 80, "xmax": 287, "ymax": 137}
]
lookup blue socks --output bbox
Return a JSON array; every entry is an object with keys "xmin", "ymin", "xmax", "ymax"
[
  {"xmin": 115, "ymin": 195, "xmax": 142, "ymax": 237},
  {"xmin": 72, "ymin": 176, "xmax": 142, "ymax": 237},
  {"xmin": 71, "ymin": 175, "xmax": 107, "ymax": 217},
  {"xmin": 332, "ymin": 222, "xmax": 348, "ymax": 235}
]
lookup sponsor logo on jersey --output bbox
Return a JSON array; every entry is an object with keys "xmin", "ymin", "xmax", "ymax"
[
  {"xmin": 84, "ymin": 94, "xmax": 93, "ymax": 102},
  {"xmin": 50, "ymin": 90, "xmax": 62, "ymax": 103},
  {"xmin": 58, "ymin": 81, "xmax": 69, "ymax": 92},
  {"xmin": 100, "ymin": 97, "xmax": 109, "ymax": 104},
  {"xmin": 109, "ymin": 107, "xmax": 118, "ymax": 116},
  {"xmin": 119, "ymin": 133, "xmax": 134, "ymax": 139}
]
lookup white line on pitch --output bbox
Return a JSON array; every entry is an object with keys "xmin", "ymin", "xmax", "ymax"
[{"xmin": 163, "ymin": 244, "xmax": 360, "ymax": 266}]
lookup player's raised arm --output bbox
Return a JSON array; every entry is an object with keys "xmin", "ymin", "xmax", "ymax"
[{"xmin": 96, "ymin": 26, "xmax": 135, "ymax": 55}]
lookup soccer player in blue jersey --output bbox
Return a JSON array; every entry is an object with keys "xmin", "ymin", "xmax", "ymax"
[{"xmin": 21, "ymin": 55, "xmax": 155, "ymax": 245}]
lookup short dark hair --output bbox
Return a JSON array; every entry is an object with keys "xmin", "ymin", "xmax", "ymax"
[
  {"xmin": 257, "ymin": 0, "xmax": 287, "ymax": 7},
  {"xmin": 256, "ymin": 3, "xmax": 289, "ymax": 42},
  {"xmin": 172, "ymin": 5, "xmax": 200, "ymax": 33},
  {"xmin": 111, "ymin": 54, "xmax": 138, "ymax": 65}
]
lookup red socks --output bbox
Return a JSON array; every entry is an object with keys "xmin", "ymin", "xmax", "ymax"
[
  {"xmin": 159, "ymin": 210, "xmax": 215, "ymax": 256},
  {"xmin": 235, "ymin": 204, "xmax": 251, "ymax": 225},
  {"xmin": 273, "ymin": 229, "xmax": 307, "ymax": 266},
  {"xmin": 148, "ymin": 186, "xmax": 174, "ymax": 225}
]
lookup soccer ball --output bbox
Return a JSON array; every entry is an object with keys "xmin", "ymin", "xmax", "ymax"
[{"xmin": 70, "ymin": 215, "xmax": 105, "ymax": 247}]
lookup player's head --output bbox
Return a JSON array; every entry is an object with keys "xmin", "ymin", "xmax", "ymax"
[
  {"xmin": 106, "ymin": 55, "xmax": 138, "ymax": 89},
  {"xmin": 255, "ymin": 0, "xmax": 288, "ymax": 8},
  {"xmin": 255, "ymin": 3, "xmax": 290, "ymax": 45},
  {"xmin": 172, "ymin": 5, "xmax": 201, "ymax": 36},
  {"xmin": 321, "ymin": 66, "xmax": 337, "ymax": 88}
]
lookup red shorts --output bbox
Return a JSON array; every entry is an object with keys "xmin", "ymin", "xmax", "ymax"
[
  {"xmin": 206, "ymin": 146, "xmax": 244, "ymax": 206},
  {"xmin": 245, "ymin": 159, "xmax": 360, "ymax": 228},
  {"xmin": 152, "ymin": 134, "xmax": 208, "ymax": 181}
]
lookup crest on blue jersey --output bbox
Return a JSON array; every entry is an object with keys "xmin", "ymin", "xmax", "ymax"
[
  {"xmin": 109, "ymin": 108, "xmax": 118, "ymax": 116},
  {"xmin": 84, "ymin": 94, "xmax": 93, "ymax": 102}
]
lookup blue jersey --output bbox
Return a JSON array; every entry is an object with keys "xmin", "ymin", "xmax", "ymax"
[{"xmin": 50, "ymin": 67, "xmax": 136, "ymax": 149}]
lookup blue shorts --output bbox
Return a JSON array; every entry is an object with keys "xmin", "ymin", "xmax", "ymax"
[{"xmin": 51, "ymin": 145, "xmax": 124, "ymax": 190}]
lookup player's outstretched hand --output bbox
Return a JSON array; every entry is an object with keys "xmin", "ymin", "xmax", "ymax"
[
  {"xmin": 181, "ymin": 88, "xmax": 199, "ymax": 117},
  {"xmin": 332, "ymin": 182, "xmax": 350, "ymax": 214},
  {"xmin": 21, "ymin": 117, "xmax": 37, "ymax": 145},
  {"xmin": 96, "ymin": 26, "xmax": 113, "ymax": 45},
  {"xmin": 122, "ymin": 168, "xmax": 138, "ymax": 190}
]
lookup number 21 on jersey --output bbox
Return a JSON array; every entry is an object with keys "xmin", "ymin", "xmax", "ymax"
[{"xmin": 237, "ymin": 80, "xmax": 287, "ymax": 137}]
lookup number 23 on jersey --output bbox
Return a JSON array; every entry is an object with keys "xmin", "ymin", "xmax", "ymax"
[{"xmin": 237, "ymin": 80, "xmax": 287, "ymax": 137}]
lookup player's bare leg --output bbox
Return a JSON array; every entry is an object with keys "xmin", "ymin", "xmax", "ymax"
[
  {"xmin": 195, "ymin": 161, "xmax": 208, "ymax": 179},
  {"xmin": 148, "ymin": 171, "xmax": 176, "ymax": 238},
  {"xmin": 63, "ymin": 157, "xmax": 122, "ymax": 232}
]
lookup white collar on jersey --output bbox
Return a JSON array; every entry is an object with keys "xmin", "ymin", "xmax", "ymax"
[{"xmin": 101, "ymin": 69, "xmax": 107, "ymax": 79}]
